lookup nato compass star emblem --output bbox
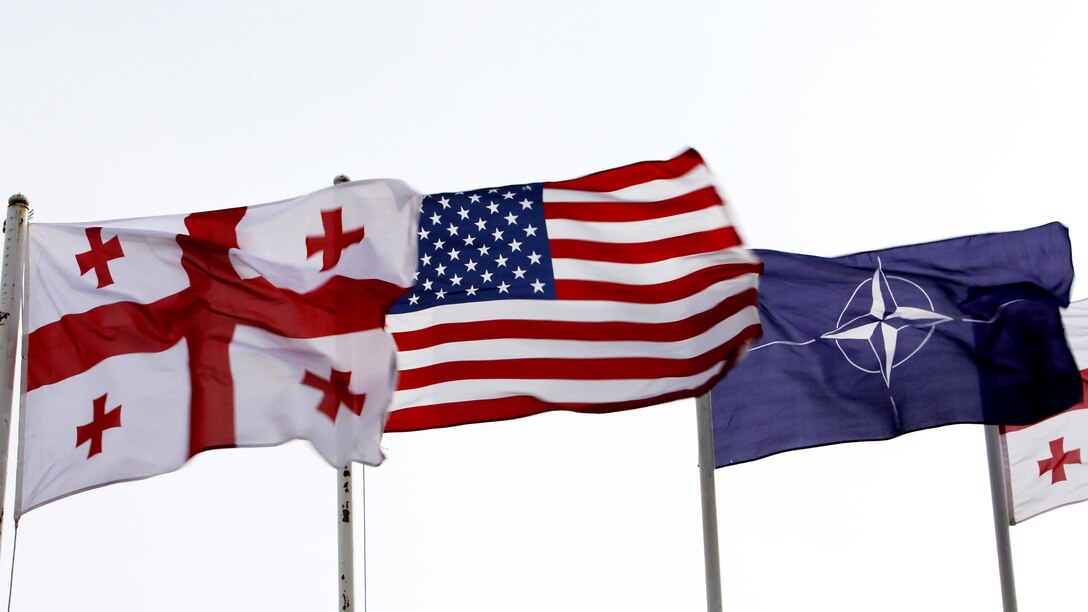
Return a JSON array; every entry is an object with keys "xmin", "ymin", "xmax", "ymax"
[{"xmin": 820, "ymin": 258, "xmax": 951, "ymax": 386}]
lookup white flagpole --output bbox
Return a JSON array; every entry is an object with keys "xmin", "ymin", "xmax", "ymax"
[
  {"xmin": 695, "ymin": 392, "xmax": 723, "ymax": 612},
  {"xmin": 0, "ymin": 194, "xmax": 29, "ymax": 540},
  {"xmin": 331, "ymin": 174, "xmax": 363, "ymax": 612},
  {"xmin": 983, "ymin": 425, "xmax": 1018, "ymax": 612}
]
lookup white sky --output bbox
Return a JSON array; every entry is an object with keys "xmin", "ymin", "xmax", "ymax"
[{"xmin": 2, "ymin": 1, "xmax": 1087, "ymax": 610}]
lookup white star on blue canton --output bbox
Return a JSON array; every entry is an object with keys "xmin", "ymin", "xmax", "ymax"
[{"xmin": 392, "ymin": 182, "xmax": 555, "ymax": 313}]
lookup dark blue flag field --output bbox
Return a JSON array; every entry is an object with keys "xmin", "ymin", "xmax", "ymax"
[{"xmin": 711, "ymin": 222, "xmax": 1081, "ymax": 466}]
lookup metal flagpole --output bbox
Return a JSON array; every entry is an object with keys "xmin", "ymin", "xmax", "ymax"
[
  {"xmin": 0, "ymin": 194, "xmax": 29, "ymax": 541},
  {"xmin": 983, "ymin": 425, "xmax": 1018, "ymax": 612},
  {"xmin": 695, "ymin": 392, "xmax": 723, "ymax": 612},
  {"xmin": 338, "ymin": 464, "xmax": 356, "ymax": 611},
  {"xmin": 331, "ymin": 174, "xmax": 362, "ymax": 612}
]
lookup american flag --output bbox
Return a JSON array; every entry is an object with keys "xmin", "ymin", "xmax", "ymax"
[{"xmin": 385, "ymin": 149, "xmax": 762, "ymax": 431}]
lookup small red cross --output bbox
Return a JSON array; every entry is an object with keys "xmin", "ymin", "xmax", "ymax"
[
  {"xmin": 1038, "ymin": 437, "xmax": 1081, "ymax": 484},
  {"xmin": 302, "ymin": 369, "xmax": 367, "ymax": 422},
  {"xmin": 305, "ymin": 209, "xmax": 365, "ymax": 271},
  {"xmin": 75, "ymin": 394, "xmax": 122, "ymax": 458},
  {"xmin": 75, "ymin": 227, "xmax": 125, "ymax": 288}
]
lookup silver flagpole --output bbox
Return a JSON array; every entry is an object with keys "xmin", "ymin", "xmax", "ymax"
[
  {"xmin": 338, "ymin": 464, "xmax": 356, "ymax": 611},
  {"xmin": 983, "ymin": 425, "xmax": 1018, "ymax": 612},
  {"xmin": 695, "ymin": 392, "xmax": 723, "ymax": 612},
  {"xmin": 331, "ymin": 174, "xmax": 361, "ymax": 612},
  {"xmin": 0, "ymin": 194, "xmax": 29, "ymax": 542}
]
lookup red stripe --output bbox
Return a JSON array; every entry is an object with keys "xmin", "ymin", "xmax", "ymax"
[
  {"xmin": 27, "ymin": 276, "xmax": 400, "ymax": 392},
  {"xmin": 396, "ymin": 325, "xmax": 760, "ymax": 391},
  {"xmin": 543, "ymin": 149, "xmax": 704, "ymax": 193},
  {"xmin": 543, "ymin": 186, "xmax": 722, "ymax": 222},
  {"xmin": 394, "ymin": 288, "xmax": 757, "ymax": 351},
  {"xmin": 27, "ymin": 296, "xmax": 189, "ymax": 391},
  {"xmin": 385, "ymin": 324, "xmax": 760, "ymax": 432},
  {"xmin": 555, "ymin": 261, "xmax": 762, "ymax": 303},
  {"xmin": 550, "ymin": 227, "xmax": 742, "ymax": 265}
]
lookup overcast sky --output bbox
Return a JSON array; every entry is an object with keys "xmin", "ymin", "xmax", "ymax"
[{"xmin": 2, "ymin": 2, "xmax": 1088, "ymax": 610}]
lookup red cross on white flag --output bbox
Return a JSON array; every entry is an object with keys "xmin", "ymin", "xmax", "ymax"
[
  {"xmin": 18, "ymin": 179, "xmax": 421, "ymax": 515},
  {"xmin": 1000, "ymin": 298, "xmax": 1088, "ymax": 523}
]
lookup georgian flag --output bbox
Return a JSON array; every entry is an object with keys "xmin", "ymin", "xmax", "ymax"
[
  {"xmin": 18, "ymin": 179, "xmax": 420, "ymax": 515},
  {"xmin": 1000, "ymin": 299, "xmax": 1088, "ymax": 523}
]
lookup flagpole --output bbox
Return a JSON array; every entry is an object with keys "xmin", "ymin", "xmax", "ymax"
[
  {"xmin": 338, "ymin": 464, "xmax": 356, "ymax": 611},
  {"xmin": 0, "ymin": 194, "xmax": 29, "ymax": 540},
  {"xmin": 983, "ymin": 425, "xmax": 1018, "ymax": 612},
  {"xmin": 695, "ymin": 392, "xmax": 723, "ymax": 612},
  {"xmin": 330, "ymin": 174, "xmax": 362, "ymax": 612}
]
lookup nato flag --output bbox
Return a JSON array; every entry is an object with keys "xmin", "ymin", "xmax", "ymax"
[{"xmin": 711, "ymin": 223, "xmax": 1081, "ymax": 466}]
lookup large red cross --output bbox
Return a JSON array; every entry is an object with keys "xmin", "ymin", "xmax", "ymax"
[
  {"xmin": 301, "ymin": 369, "xmax": 367, "ymax": 422},
  {"xmin": 75, "ymin": 393, "xmax": 122, "ymax": 458},
  {"xmin": 1038, "ymin": 437, "xmax": 1081, "ymax": 484},
  {"xmin": 306, "ymin": 208, "xmax": 366, "ymax": 271},
  {"xmin": 75, "ymin": 227, "xmax": 125, "ymax": 288},
  {"xmin": 30, "ymin": 207, "xmax": 404, "ymax": 457}
]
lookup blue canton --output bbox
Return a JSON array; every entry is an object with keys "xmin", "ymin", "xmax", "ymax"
[{"xmin": 389, "ymin": 182, "xmax": 556, "ymax": 313}]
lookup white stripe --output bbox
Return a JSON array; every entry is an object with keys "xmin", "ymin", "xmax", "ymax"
[
  {"xmin": 1062, "ymin": 299, "xmax": 1088, "ymax": 369},
  {"xmin": 543, "ymin": 164, "xmax": 715, "ymax": 203},
  {"xmin": 391, "ymin": 361, "xmax": 724, "ymax": 410},
  {"xmin": 545, "ymin": 205, "xmax": 731, "ymax": 244},
  {"xmin": 387, "ymin": 272, "xmax": 759, "ymax": 333},
  {"xmin": 396, "ymin": 305, "xmax": 758, "ymax": 369},
  {"xmin": 553, "ymin": 247, "xmax": 758, "ymax": 284}
]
